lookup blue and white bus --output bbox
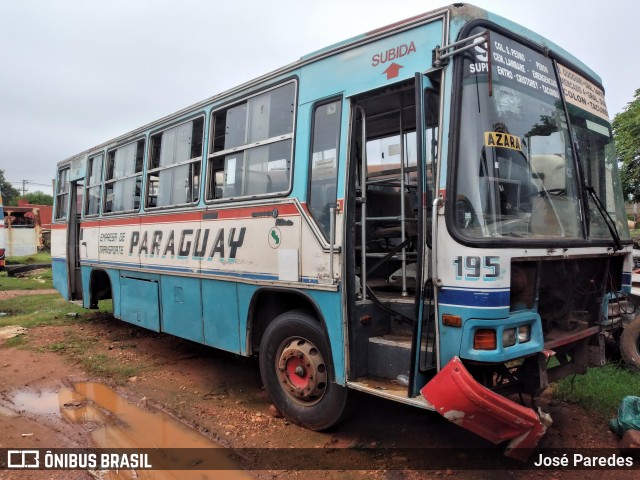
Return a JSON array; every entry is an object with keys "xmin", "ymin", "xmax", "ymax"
[{"xmin": 52, "ymin": 3, "xmax": 638, "ymax": 458}]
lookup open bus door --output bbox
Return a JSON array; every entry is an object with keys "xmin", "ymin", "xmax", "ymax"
[
  {"xmin": 408, "ymin": 72, "xmax": 438, "ymax": 397},
  {"xmin": 67, "ymin": 179, "xmax": 84, "ymax": 301}
]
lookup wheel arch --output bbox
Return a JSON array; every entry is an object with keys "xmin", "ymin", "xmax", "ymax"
[
  {"xmin": 88, "ymin": 268, "xmax": 113, "ymax": 308},
  {"xmin": 247, "ymin": 287, "xmax": 330, "ymax": 354}
]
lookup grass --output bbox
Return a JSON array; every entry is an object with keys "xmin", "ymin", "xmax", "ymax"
[
  {"xmin": 2, "ymin": 335, "xmax": 26, "ymax": 348},
  {"xmin": 5, "ymin": 251, "xmax": 52, "ymax": 265},
  {"xmin": 553, "ymin": 363, "xmax": 640, "ymax": 417},
  {"xmin": 45, "ymin": 329, "xmax": 139, "ymax": 381},
  {"xmin": 0, "ymin": 269, "xmax": 53, "ymax": 290},
  {"xmin": 0, "ymin": 294, "xmax": 87, "ymax": 328},
  {"xmin": 0, "ymin": 268, "xmax": 141, "ymax": 382}
]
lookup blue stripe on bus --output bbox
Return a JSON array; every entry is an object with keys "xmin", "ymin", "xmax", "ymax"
[{"xmin": 439, "ymin": 287, "xmax": 510, "ymax": 308}]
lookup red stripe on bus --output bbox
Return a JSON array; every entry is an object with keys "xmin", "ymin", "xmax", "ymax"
[{"xmin": 55, "ymin": 202, "xmax": 309, "ymax": 228}]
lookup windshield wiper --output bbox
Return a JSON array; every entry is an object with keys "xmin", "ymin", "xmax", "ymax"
[
  {"xmin": 572, "ymin": 141, "xmax": 623, "ymax": 251},
  {"xmin": 584, "ymin": 185, "xmax": 623, "ymax": 251}
]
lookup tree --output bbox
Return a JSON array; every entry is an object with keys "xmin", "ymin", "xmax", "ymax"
[
  {"xmin": 17, "ymin": 191, "xmax": 53, "ymax": 206},
  {"xmin": 0, "ymin": 169, "xmax": 20, "ymax": 205},
  {"xmin": 613, "ymin": 89, "xmax": 640, "ymax": 201}
]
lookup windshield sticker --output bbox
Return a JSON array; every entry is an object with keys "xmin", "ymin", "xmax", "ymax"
[
  {"xmin": 462, "ymin": 31, "xmax": 562, "ymax": 103},
  {"xmin": 484, "ymin": 132, "xmax": 522, "ymax": 151},
  {"xmin": 557, "ymin": 64, "xmax": 609, "ymax": 121},
  {"xmin": 489, "ymin": 34, "xmax": 560, "ymax": 101}
]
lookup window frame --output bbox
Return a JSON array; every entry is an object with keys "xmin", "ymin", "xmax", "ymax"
[
  {"xmin": 55, "ymin": 166, "xmax": 70, "ymax": 221},
  {"xmin": 103, "ymin": 137, "xmax": 146, "ymax": 215},
  {"xmin": 84, "ymin": 153, "xmax": 105, "ymax": 217},
  {"xmin": 307, "ymin": 96, "xmax": 343, "ymax": 240},
  {"xmin": 145, "ymin": 114, "xmax": 205, "ymax": 211},
  {"xmin": 205, "ymin": 79, "xmax": 298, "ymax": 204}
]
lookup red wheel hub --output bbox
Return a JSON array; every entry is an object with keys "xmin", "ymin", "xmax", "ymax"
[{"xmin": 276, "ymin": 338, "xmax": 328, "ymax": 404}]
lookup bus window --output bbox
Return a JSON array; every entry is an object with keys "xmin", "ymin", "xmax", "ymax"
[
  {"xmin": 104, "ymin": 139, "xmax": 144, "ymax": 213},
  {"xmin": 55, "ymin": 167, "xmax": 70, "ymax": 220},
  {"xmin": 146, "ymin": 117, "xmax": 203, "ymax": 208},
  {"xmin": 309, "ymin": 99, "xmax": 342, "ymax": 239},
  {"xmin": 85, "ymin": 154, "xmax": 103, "ymax": 216},
  {"xmin": 207, "ymin": 82, "xmax": 295, "ymax": 200}
]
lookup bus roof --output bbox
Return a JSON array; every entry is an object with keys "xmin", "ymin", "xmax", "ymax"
[{"xmin": 56, "ymin": 3, "xmax": 601, "ymax": 167}]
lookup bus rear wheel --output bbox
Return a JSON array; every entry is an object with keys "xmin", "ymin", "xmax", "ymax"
[
  {"xmin": 620, "ymin": 316, "xmax": 640, "ymax": 371},
  {"xmin": 259, "ymin": 310, "xmax": 347, "ymax": 431}
]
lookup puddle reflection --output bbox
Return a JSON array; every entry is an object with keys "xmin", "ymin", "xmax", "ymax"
[{"xmin": 11, "ymin": 383, "xmax": 253, "ymax": 479}]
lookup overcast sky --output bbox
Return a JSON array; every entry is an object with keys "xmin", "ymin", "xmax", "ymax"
[{"xmin": 1, "ymin": 0, "xmax": 638, "ymax": 196}]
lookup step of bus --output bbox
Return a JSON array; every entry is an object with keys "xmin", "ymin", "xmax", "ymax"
[{"xmin": 368, "ymin": 334, "xmax": 413, "ymax": 380}]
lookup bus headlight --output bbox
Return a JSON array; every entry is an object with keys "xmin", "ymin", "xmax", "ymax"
[
  {"xmin": 502, "ymin": 328, "xmax": 516, "ymax": 347},
  {"xmin": 518, "ymin": 325, "xmax": 531, "ymax": 343}
]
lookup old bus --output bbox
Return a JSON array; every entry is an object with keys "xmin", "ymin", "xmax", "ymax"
[{"xmin": 52, "ymin": 3, "xmax": 638, "ymax": 458}]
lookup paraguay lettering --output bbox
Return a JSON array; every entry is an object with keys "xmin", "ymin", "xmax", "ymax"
[
  {"xmin": 371, "ymin": 41, "xmax": 416, "ymax": 66},
  {"xmin": 129, "ymin": 227, "xmax": 246, "ymax": 259}
]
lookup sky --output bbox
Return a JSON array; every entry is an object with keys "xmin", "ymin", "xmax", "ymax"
[{"xmin": 1, "ymin": 0, "xmax": 638, "ymax": 196}]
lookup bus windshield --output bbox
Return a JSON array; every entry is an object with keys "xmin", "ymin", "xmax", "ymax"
[{"xmin": 453, "ymin": 29, "xmax": 629, "ymax": 242}]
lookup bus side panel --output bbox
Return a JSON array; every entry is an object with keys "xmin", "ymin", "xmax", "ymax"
[
  {"xmin": 306, "ymin": 289, "xmax": 345, "ymax": 385},
  {"xmin": 51, "ymin": 226, "xmax": 69, "ymax": 299},
  {"xmin": 203, "ymin": 279, "xmax": 240, "ymax": 353},
  {"xmin": 120, "ymin": 274, "xmax": 161, "ymax": 332},
  {"xmin": 52, "ymin": 257, "xmax": 70, "ymax": 300},
  {"xmin": 161, "ymin": 275, "xmax": 204, "ymax": 343}
]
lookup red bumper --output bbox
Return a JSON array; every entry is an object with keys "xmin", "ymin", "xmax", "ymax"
[{"xmin": 421, "ymin": 357, "xmax": 551, "ymax": 461}]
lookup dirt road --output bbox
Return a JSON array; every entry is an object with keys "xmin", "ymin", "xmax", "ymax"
[{"xmin": 0, "ymin": 290, "xmax": 636, "ymax": 479}]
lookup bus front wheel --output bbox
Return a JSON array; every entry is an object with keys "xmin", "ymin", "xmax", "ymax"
[{"xmin": 259, "ymin": 310, "xmax": 347, "ymax": 430}]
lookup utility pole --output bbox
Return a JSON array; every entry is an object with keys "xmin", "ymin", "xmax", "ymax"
[{"xmin": 21, "ymin": 179, "xmax": 29, "ymax": 195}]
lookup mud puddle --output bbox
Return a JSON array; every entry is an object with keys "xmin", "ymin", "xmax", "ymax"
[{"xmin": 8, "ymin": 382, "xmax": 254, "ymax": 479}]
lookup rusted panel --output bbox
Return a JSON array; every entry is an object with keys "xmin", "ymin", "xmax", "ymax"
[{"xmin": 544, "ymin": 325, "xmax": 600, "ymax": 350}]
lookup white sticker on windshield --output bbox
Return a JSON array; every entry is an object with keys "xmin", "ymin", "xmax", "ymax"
[{"xmin": 558, "ymin": 64, "xmax": 609, "ymax": 121}]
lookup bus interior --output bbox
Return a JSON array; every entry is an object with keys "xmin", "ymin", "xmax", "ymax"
[{"xmin": 347, "ymin": 76, "xmax": 440, "ymax": 386}]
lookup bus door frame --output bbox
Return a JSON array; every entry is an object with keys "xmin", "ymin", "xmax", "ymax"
[
  {"xmin": 67, "ymin": 178, "xmax": 84, "ymax": 301},
  {"xmin": 408, "ymin": 72, "xmax": 439, "ymax": 396}
]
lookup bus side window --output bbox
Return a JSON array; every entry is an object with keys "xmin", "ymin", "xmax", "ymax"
[
  {"xmin": 308, "ymin": 99, "xmax": 342, "ymax": 239},
  {"xmin": 104, "ymin": 139, "xmax": 144, "ymax": 214},
  {"xmin": 55, "ymin": 167, "xmax": 70, "ymax": 220},
  {"xmin": 146, "ymin": 118, "xmax": 203, "ymax": 208},
  {"xmin": 206, "ymin": 81, "xmax": 295, "ymax": 201}
]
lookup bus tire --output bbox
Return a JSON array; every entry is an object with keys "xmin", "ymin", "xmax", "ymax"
[
  {"xmin": 259, "ymin": 310, "xmax": 347, "ymax": 431},
  {"xmin": 620, "ymin": 317, "xmax": 640, "ymax": 371}
]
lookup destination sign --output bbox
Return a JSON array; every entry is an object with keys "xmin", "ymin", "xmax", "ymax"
[
  {"xmin": 557, "ymin": 64, "xmax": 609, "ymax": 121},
  {"xmin": 466, "ymin": 30, "xmax": 560, "ymax": 102},
  {"xmin": 488, "ymin": 31, "xmax": 560, "ymax": 101},
  {"xmin": 466, "ymin": 30, "xmax": 610, "ymax": 122}
]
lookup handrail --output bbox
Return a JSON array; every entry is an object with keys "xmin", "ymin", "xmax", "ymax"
[
  {"xmin": 355, "ymin": 105, "xmax": 368, "ymax": 300},
  {"xmin": 329, "ymin": 203, "xmax": 337, "ymax": 283}
]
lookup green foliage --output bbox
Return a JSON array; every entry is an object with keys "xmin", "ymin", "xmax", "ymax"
[
  {"xmin": 613, "ymin": 89, "xmax": 640, "ymax": 201},
  {"xmin": 0, "ymin": 169, "xmax": 20, "ymax": 206},
  {"xmin": 554, "ymin": 364, "xmax": 640, "ymax": 417},
  {"xmin": 16, "ymin": 191, "xmax": 53, "ymax": 206}
]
